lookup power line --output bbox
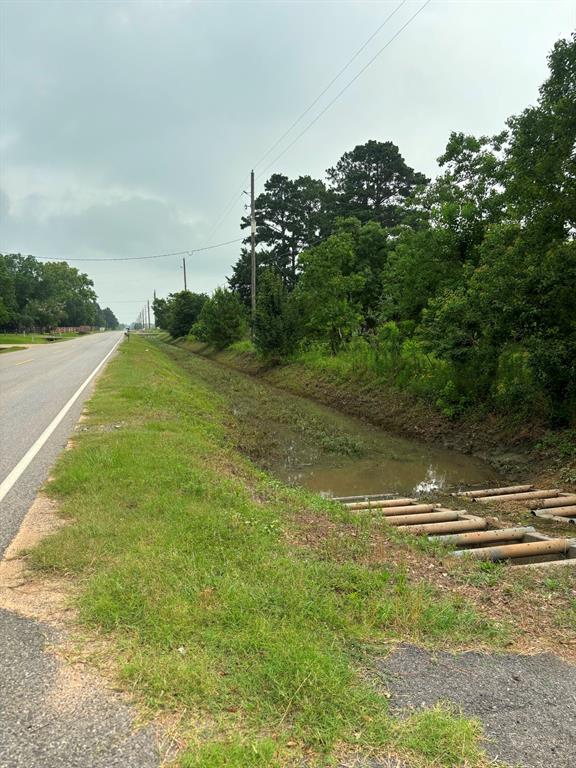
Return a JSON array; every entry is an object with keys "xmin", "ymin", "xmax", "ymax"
[
  {"xmin": 258, "ymin": 0, "xmax": 431, "ymax": 178},
  {"xmin": 199, "ymin": 2, "xmax": 407, "ymax": 250},
  {"xmin": 30, "ymin": 237, "xmax": 244, "ymax": 263},
  {"xmin": 252, "ymin": 0, "xmax": 408, "ymax": 172}
]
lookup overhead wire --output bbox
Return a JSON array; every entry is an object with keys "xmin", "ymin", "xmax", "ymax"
[
  {"xmin": 252, "ymin": 0, "xmax": 408, "ymax": 172},
  {"xmin": 31, "ymin": 236, "xmax": 244, "ymax": 263},
  {"xmin": 200, "ymin": 0, "xmax": 408, "ymax": 248},
  {"xmin": 258, "ymin": 0, "xmax": 432, "ymax": 178}
]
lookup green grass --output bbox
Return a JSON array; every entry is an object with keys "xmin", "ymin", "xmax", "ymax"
[
  {"xmin": 32, "ymin": 336, "xmax": 505, "ymax": 766},
  {"xmin": 0, "ymin": 332, "xmax": 79, "ymax": 344}
]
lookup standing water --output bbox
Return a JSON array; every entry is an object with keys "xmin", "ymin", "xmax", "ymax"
[
  {"xmin": 268, "ymin": 407, "xmax": 500, "ymax": 498},
  {"xmin": 174, "ymin": 349, "xmax": 501, "ymax": 498}
]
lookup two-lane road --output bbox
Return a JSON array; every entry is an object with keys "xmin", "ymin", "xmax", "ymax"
[{"xmin": 0, "ymin": 332, "xmax": 123, "ymax": 554}]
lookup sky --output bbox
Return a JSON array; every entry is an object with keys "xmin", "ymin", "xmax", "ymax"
[{"xmin": 1, "ymin": 0, "xmax": 574, "ymax": 324}]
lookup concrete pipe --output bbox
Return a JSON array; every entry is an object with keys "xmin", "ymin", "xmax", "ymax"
[
  {"xmin": 386, "ymin": 510, "xmax": 459, "ymax": 526},
  {"xmin": 453, "ymin": 538, "xmax": 568, "ymax": 561},
  {"xmin": 527, "ymin": 495, "xmax": 576, "ymax": 510},
  {"xmin": 476, "ymin": 489, "xmax": 560, "ymax": 504},
  {"xmin": 404, "ymin": 519, "xmax": 488, "ymax": 535},
  {"xmin": 378, "ymin": 503, "xmax": 439, "ymax": 516},
  {"xmin": 456, "ymin": 484, "xmax": 533, "ymax": 499},
  {"xmin": 344, "ymin": 497, "xmax": 416, "ymax": 510},
  {"xmin": 532, "ymin": 505, "xmax": 576, "ymax": 518},
  {"xmin": 429, "ymin": 527, "xmax": 534, "ymax": 546}
]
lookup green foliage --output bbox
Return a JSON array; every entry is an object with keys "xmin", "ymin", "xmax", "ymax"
[
  {"xmin": 295, "ymin": 232, "xmax": 365, "ymax": 353},
  {"xmin": 326, "ymin": 139, "xmax": 428, "ymax": 226},
  {"xmin": 253, "ymin": 269, "xmax": 300, "ymax": 360},
  {"xmin": 163, "ymin": 291, "xmax": 208, "ymax": 339},
  {"xmin": 194, "ymin": 288, "xmax": 247, "ymax": 349},
  {"xmin": 0, "ymin": 253, "xmax": 107, "ymax": 331},
  {"xmin": 222, "ymin": 33, "xmax": 575, "ymax": 424}
]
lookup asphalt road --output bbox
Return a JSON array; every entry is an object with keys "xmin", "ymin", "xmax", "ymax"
[
  {"xmin": 0, "ymin": 332, "xmax": 160, "ymax": 767},
  {"xmin": 0, "ymin": 331, "xmax": 122, "ymax": 556}
]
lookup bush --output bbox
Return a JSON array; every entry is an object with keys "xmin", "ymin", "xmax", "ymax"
[{"xmin": 194, "ymin": 288, "xmax": 247, "ymax": 349}]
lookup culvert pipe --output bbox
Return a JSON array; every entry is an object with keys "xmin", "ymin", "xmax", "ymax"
[
  {"xmin": 429, "ymin": 527, "xmax": 535, "ymax": 546},
  {"xmin": 386, "ymin": 510, "xmax": 459, "ymax": 526},
  {"xmin": 452, "ymin": 538, "xmax": 569, "ymax": 561},
  {"xmin": 456, "ymin": 484, "xmax": 533, "ymax": 498},
  {"xmin": 532, "ymin": 505, "xmax": 576, "ymax": 518},
  {"xmin": 344, "ymin": 497, "xmax": 416, "ymax": 510},
  {"xmin": 476, "ymin": 489, "xmax": 560, "ymax": 503},
  {"xmin": 378, "ymin": 503, "xmax": 439, "ymax": 516},
  {"xmin": 527, "ymin": 496, "xmax": 576, "ymax": 510},
  {"xmin": 402, "ymin": 519, "xmax": 488, "ymax": 535}
]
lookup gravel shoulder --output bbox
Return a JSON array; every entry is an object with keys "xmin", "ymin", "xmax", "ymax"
[{"xmin": 375, "ymin": 644, "xmax": 576, "ymax": 768}]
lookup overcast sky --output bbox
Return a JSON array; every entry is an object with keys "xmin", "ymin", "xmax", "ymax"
[{"xmin": 1, "ymin": 0, "xmax": 574, "ymax": 323}]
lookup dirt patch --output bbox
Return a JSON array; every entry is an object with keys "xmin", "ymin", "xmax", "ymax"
[{"xmin": 0, "ymin": 494, "xmax": 73, "ymax": 625}]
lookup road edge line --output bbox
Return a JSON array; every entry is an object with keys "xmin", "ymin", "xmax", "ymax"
[{"xmin": 0, "ymin": 335, "xmax": 123, "ymax": 505}]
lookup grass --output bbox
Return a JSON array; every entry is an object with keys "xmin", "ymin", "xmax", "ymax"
[
  {"xmin": 32, "ymin": 336, "xmax": 506, "ymax": 766},
  {"xmin": 0, "ymin": 332, "xmax": 79, "ymax": 344}
]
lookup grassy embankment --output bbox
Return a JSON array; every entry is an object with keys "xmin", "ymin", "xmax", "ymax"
[
  {"xmin": 177, "ymin": 338, "xmax": 576, "ymax": 486},
  {"xmin": 31, "ymin": 335, "xmax": 508, "ymax": 768}
]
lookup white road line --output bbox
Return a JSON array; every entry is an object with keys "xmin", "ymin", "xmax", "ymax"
[
  {"xmin": 12, "ymin": 359, "xmax": 33, "ymax": 366},
  {"xmin": 0, "ymin": 336, "xmax": 123, "ymax": 505}
]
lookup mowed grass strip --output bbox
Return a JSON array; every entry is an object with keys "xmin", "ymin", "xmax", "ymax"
[{"xmin": 32, "ymin": 336, "xmax": 503, "ymax": 767}]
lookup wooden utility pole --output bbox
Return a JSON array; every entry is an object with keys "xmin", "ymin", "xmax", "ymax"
[
  {"xmin": 183, "ymin": 257, "xmax": 187, "ymax": 291},
  {"xmin": 250, "ymin": 169, "xmax": 256, "ymax": 326},
  {"xmin": 147, "ymin": 300, "xmax": 151, "ymax": 329}
]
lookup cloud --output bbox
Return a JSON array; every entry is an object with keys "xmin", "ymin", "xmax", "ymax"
[{"xmin": 1, "ymin": 0, "xmax": 574, "ymax": 323}]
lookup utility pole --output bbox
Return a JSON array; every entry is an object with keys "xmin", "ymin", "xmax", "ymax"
[
  {"xmin": 250, "ymin": 169, "xmax": 256, "ymax": 327},
  {"xmin": 182, "ymin": 257, "xmax": 187, "ymax": 291},
  {"xmin": 147, "ymin": 300, "xmax": 151, "ymax": 330}
]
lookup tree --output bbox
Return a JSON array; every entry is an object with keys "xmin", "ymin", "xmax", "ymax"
[
  {"xmin": 295, "ymin": 233, "xmax": 365, "ymax": 353},
  {"xmin": 505, "ymin": 32, "xmax": 576, "ymax": 243},
  {"xmin": 165, "ymin": 291, "xmax": 208, "ymax": 338},
  {"xmin": 152, "ymin": 296, "xmax": 170, "ymax": 329},
  {"xmin": 253, "ymin": 269, "xmax": 301, "ymax": 360},
  {"xmin": 326, "ymin": 140, "xmax": 428, "ymax": 226},
  {"xmin": 101, "ymin": 307, "xmax": 119, "ymax": 329},
  {"xmin": 239, "ymin": 173, "xmax": 331, "ymax": 288},
  {"xmin": 194, "ymin": 288, "xmax": 246, "ymax": 349}
]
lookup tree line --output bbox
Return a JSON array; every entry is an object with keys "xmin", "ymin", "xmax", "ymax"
[
  {"xmin": 0, "ymin": 253, "xmax": 119, "ymax": 331},
  {"xmin": 157, "ymin": 33, "xmax": 575, "ymax": 424}
]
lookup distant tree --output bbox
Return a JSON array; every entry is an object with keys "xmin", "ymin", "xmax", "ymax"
[
  {"xmin": 166, "ymin": 291, "xmax": 208, "ymax": 338},
  {"xmin": 152, "ymin": 296, "xmax": 170, "ymax": 329},
  {"xmin": 101, "ymin": 307, "xmax": 119, "ymax": 329},
  {"xmin": 193, "ymin": 288, "xmax": 246, "ymax": 349},
  {"xmin": 253, "ymin": 269, "xmax": 301, "ymax": 360},
  {"xmin": 326, "ymin": 140, "xmax": 428, "ymax": 226}
]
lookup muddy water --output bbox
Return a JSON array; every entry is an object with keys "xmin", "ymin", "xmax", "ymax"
[
  {"xmin": 171, "ymin": 346, "xmax": 501, "ymax": 498},
  {"xmin": 268, "ymin": 406, "xmax": 500, "ymax": 497}
]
